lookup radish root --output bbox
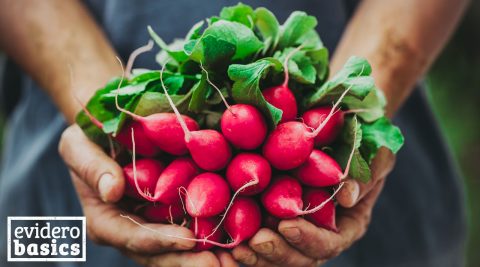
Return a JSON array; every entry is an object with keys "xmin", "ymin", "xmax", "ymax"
[
  {"xmin": 125, "ymin": 40, "xmax": 154, "ymax": 78},
  {"xmin": 200, "ymin": 62, "xmax": 233, "ymax": 115},
  {"xmin": 298, "ymin": 182, "xmax": 345, "ymax": 215},
  {"xmin": 159, "ymin": 61, "xmax": 192, "ymax": 140}
]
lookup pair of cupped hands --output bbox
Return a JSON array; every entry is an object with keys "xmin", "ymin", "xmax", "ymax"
[{"xmin": 59, "ymin": 124, "xmax": 395, "ymax": 267}]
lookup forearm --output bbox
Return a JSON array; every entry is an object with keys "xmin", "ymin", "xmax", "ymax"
[
  {"xmin": 0, "ymin": 0, "xmax": 119, "ymax": 123},
  {"xmin": 332, "ymin": 0, "xmax": 469, "ymax": 117}
]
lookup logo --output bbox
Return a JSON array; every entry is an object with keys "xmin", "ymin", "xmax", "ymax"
[{"xmin": 7, "ymin": 217, "xmax": 86, "ymax": 262}]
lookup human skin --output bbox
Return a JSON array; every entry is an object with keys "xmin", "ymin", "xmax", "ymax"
[
  {"xmin": 0, "ymin": 0, "xmax": 228, "ymax": 266},
  {"xmin": 0, "ymin": 0, "xmax": 469, "ymax": 266}
]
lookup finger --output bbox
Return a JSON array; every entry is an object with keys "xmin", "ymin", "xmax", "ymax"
[
  {"xmin": 59, "ymin": 124, "xmax": 125, "ymax": 203},
  {"xmin": 248, "ymin": 228, "xmax": 316, "ymax": 267},
  {"xmin": 279, "ymin": 181, "xmax": 385, "ymax": 260},
  {"xmin": 233, "ymin": 245, "xmax": 277, "ymax": 267},
  {"xmin": 232, "ymin": 245, "xmax": 259, "ymax": 266},
  {"xmin": 215, "ymin": 250, "xmax": 239, "ymax": 267},
  {"xmin": 72, "ymin": 174, "xmax": 195, "ymax": 254},
  {"xmin": 337, "ymin": 148, "xmax": 395, "ymax": 207},
  {"xmin": 128, "ymin": 250, "xmax": 220, "ymax": 267}
]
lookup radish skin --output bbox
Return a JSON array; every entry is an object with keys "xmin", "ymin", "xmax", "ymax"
[
  {"xmin": 262, "ymin": 86, "xmax": 298, "ymax": 123},
  {"xmin": 262, "ymin": 86, "xmax": 352, "ymax": 170},
  {"xmin": 123, "ymin": 158, "xmax": 164, "ymax": 200},
  {"xmin": 302, "ymin": 107, "xmax": 345, "ymax": 146},
  {"xmin": 262, "ymin": 46, "xmax": 304, "ymax": 123},
  {"xmin": 226, "ymin": 153, "xmax": 272, "ymax": 196},
  {"xmin": 303, "ymin": 189, "xmax": 338, "ymax": 232},
  {"xmin": 294, "ymin": 149, "xmax": 343, "ymax": 187},
  {"xmin": 142, "ymin": 202, "xmax": 185, "ymax": 224},
  {"xmin": 159, "ymin": 62, "xmax": 232, "ymax": 171},
  {"xmin": 220, "ymin": 104, "xmax": 268, "ymax": 150},
  {"xmin": 223, "ymin": 197, "xmax": 262, "ymax": 246},
  {"xmin": 134, "ymin": 157, "xmax": 199, "ymax": 204},
  {"xmin": 185, "ymin": 173, "xmax": 231, "ymax": 218},
  {"xmin": 261, "ymin": 175, "xmax": 344, "ymax": 219},
  {"xmin": 115, "ymin": 121, "xmax": 160, "ymax": 156},
  {"xmin": 190, "ymin": 217, "xmax": 224, "ymax": 251}
]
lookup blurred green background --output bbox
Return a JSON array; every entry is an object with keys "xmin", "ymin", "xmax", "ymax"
[
  {"xmin": 0, "ymin": 3, "xmax": 478, "ymax": 266},
  {"xmin": 425, "ymin": 2, "xmax": 480, "ymax": 266}
]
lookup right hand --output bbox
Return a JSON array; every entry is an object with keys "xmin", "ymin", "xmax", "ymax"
[{"xmin": 59, "ymin": 125, "xmax": 236, "ymax": 267}]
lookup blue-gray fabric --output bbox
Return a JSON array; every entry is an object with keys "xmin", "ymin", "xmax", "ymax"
[{"xmin": 0, "ymin": 1, "xmax": 466, "ymax": 266}]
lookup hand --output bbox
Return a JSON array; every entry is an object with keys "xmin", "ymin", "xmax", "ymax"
[
  {"xmin": 231, "ymin": 148, "xmax": 395, "ymax": 266},
  {"xmin": 59, "ymin": 125, "xmax": 235, "ymax": 267}
]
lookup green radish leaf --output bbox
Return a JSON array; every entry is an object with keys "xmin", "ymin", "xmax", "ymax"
[
  {"xmin": 100, "ymin": 81, "xmax": 150, "ymax": 100},
  {"xmin": 254, "ymin": 7, "xmax": 280, "ymax": 53},
  {"xmin": 148, "ymin": 26, "xmax": 189, "ymax": 63},
  {"xmin": 331, "ymin": 115, "xmax": 372, "ymax": 183},
  {"xmin": 274, "ymin": 48, "xmax": 317, "ymax": 85},
  {"xmin": 305, "ymin": 56, "xmax": 374, "ymax": 108},
  {"xmin": 348, "ymin": 150, "xmax": 372, "ymax": 183},
  {"xmin": 133, "ymin": 91, "xmax": 192, "ymax": 116},
  {"xmin": 190, "ymin": 20, "xmax": 263, "ymax": 67},
  {"xmin": 228, "ymin": 58, "xmax": 283, "ymax": 127},
  {"xmin": 343, "ymin": 87, "xmax": 386, "ymax": 122},
  {"xmin": 360, "ymin": 117, "xmax": 404, "ymax": 163},
  {"xmin": 185, "ymin": 21, "xmax": 205, "ymax": 40},
  {"xmin": 278, "ymin": 11, "xmax": 317, "ymax": 49},
  {"xmin": 75, "ymin": 77, "xmax": 129, "ymax": 147},
  {"xmin": 188, "ymin": 73, "xmax": 209, "ymax": 112},
  {"xmin": 220, "ymin": 3, "xmax": 255, "ymax": 28}
]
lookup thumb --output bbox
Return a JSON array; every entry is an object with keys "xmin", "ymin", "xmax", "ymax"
[{"xmin": 59, "ymin": 125, "xmax": 125, "ymax": 203}]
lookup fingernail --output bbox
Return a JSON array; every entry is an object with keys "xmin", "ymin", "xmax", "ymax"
[
  {"xmin": 350, "ymin": 181, "xmax": 360, "ymax": 204},
  {"xmin": 98, "ymin": 173, "xmax": 116, "ymax": 202},
  {"xmin": 280, "ymin": 227, "xmax": 301, "ymax": 242},
  {"xmin": 253, "ymin": 241, "xmax": 273, "ymax": 254}
]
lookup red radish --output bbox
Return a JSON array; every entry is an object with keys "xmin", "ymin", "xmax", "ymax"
[
  {"xmin": 262, "ymin": 86, "xmax": 297, "ymax": 123},
  {"xmin": 159, "ymin": 63, "xmax": 231, "ymax": 171},
  {"xmin": 262, "ymin": 121, "xmax": 315, "ymax": 170},
  {"xmin": 142, "ymin": 202, "xmax": 185, "ymax": 224},
  {"xmin": 121, "ymin": 197, "xmax": 261, "ymax": 249},
  {"xmin": 261, "ymin": 175, "xmax": 303, "ymax": 218},
  {"xmin": 294, "ymin": 149, "xmax": 345, "ymax": 187},
  {"xmin": 261, "ymin": 175, "xmax": 344, "ymax": 219},
  {"xmin": 303, "ymin": 189, "xmax": 338, "ymax": 232},
  {"xmin": 262, "ymin": 46, "xmax": 304, "ymax": 123},
  {"xmin": 220, "ymin": 104, "xmax": 267, "ymax": 150},
  {"xmin": 186, "ymin": 130, "xmax": 232, "ymax": 171},
  {"xmin": 302, "ymin": 106, "xmax": 345, "ymax": 146},
  {"xmin": 201, "ymin": 64, "xmax": 267, "ymax": 150},
  {"xmin": 262, "ymin": 86, "xmax": 353, "ymax": 170},
  {"xmin": 113, "ymin": 59, "xmax": 200, "ymax": 156},
  {"xmin": 190, "ymin": 217, "xmax": 224, "ymax": 251},
  {"xmin": 115, "ymin": 120, "xmax": 160, "ymax": 156},
  {"xmin": 223, "ymin": 197, "xmax": 261, "ymax": 247},
  {"xmin": 134, "ymin": 157, "xmax": 199, "ymax": 204},
  {"xmin": 226, "ymin": 153, "xmax": 271, "ymax": 196},
  {"xmin": 294, "ymin": 118, "xmax": 359, "ymax": 186},
  {"xmin": 123, "ymin": 158, "xmax": 164, "ymax": 200},
  {"xmin": 185, "ymin": 173, "xmax": 231, "ymax": 218}
]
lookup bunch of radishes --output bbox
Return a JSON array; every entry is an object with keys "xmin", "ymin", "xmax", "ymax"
[{"xmin": 77, "ymin": 3, "xmax": 404, "ymax": 251}]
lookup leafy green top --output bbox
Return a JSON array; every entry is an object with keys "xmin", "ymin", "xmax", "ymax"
[{"xmin": 76, "ymin": 3, "xmax": 404, "ymax": 182}]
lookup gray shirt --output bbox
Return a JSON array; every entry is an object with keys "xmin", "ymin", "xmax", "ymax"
[{"xmin": 0, "ymin": 1, "xmax": 466, "ymax": 266}]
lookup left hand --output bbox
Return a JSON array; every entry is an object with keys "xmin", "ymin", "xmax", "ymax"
[{"xmin": 231, "ymin": 148, "xmax": 396, "ymax": 266}]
